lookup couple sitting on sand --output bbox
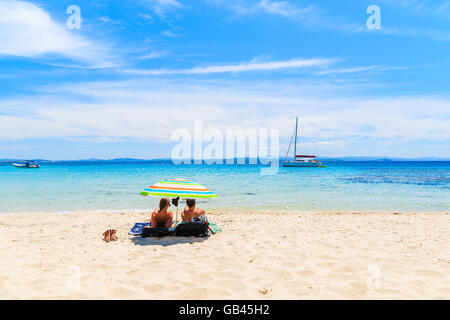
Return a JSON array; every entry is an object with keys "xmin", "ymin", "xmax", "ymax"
[{"xmin": 150, "ymin": 197, "xmax": 206, "ymax": 228}]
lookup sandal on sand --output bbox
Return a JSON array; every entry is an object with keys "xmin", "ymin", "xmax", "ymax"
[
  {"xmin": 103, "ymin": 230, "xmax": 111, "ymax": 242},
  {"xmin": 110, "ymin": 229, "xmax": 118, "ymax": 241}
]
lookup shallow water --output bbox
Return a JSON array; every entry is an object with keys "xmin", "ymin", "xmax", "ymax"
[{"xmin": 0, "ymin": 161, "xmax": 449, "ymax": 214}]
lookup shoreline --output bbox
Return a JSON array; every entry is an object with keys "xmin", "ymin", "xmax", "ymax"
[
  {"xmin": 0, "ymin": 210, "xmax": 449, "ymax": 299},
  {"xmin": 0, "ymin": 208, "xmax": 448, "ymax": 217}
]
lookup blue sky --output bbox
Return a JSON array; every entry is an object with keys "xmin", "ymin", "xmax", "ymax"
[{"xmin": 0, "ymin": 0, "xmax": 449, "ymax": 159}]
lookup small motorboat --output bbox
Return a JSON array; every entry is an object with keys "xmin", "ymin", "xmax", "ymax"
[{"xmin": 12, "ymin": 161, "xmax": 40, "ymax": 168}]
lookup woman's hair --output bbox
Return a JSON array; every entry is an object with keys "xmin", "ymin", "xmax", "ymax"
[{"xmin": 159, "ymin": 197, "xmax": 170, "ymax": 210}]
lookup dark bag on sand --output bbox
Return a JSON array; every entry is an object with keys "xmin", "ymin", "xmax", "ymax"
[
  {"xmin": 174, "ymin": 223, "xmax": 209, "ymax": 237},
  {"xmin": 141, "ymin": 226, "xmax": 173, "ymax": 238}
]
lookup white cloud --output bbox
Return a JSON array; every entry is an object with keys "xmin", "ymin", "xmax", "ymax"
[
  {"xmin": 142, "ymin": 0, "xmax": 181, "ymax": 18},
  {"xmin": 215, "ymin": 0, "xmax": 450, "ymax": 42},
  {"xmin": 259, "ymin": 0, "xmax": 316, "ymax": 19},
  {"xmin": 351, "ymin": 1, "xmax": 450, "ymax": 41},
  {"xmin": 316, "ymin": 66, "xmax": 378, "ymax": 75},
  {"xmin": 1, "ymin": 79, "xmax": 449, "ymax": 157},
  {"xmin": 125, "ymin": 57, "xmax": 334, "ymax": 75},
  {"xmin": 380, "ymin": 0, "xmax": 450, "ymax": 18},
  {"xmin": 99, "ymin": 16, "xmax": 113, "ymax": 23},
  {"xmin": 352, "ymin": 24, "xmax": 450, "ymax": 42},
  {"xmin": 316, "ymin": 65, "xmax": 417, "ymax": 76},
  {"xmin": 160, "ymin": 29, "xmax": 183, "ymax": 37},
  {"xmin": 136, "ymin": 51, "xmax": 169, "ymax": 60},
  {"xmin": 139, "ymin": 13, "xmax": 154, "ymax": 22},
  {"xmin": 212, "ymin": 0, "xmax": 319, "ymax": 22},
  {"xmin": 0, "ymin": 0, "xmax": 115, "ymax": 67}
]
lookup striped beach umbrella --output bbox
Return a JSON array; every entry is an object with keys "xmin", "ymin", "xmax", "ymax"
[
  {"xmin": 141, "ymin": 179, "xmax": 217, "ymax": 224},
  {"xmin": 141, "ymin": 179, "xmax": 217, "ymax": 199}
]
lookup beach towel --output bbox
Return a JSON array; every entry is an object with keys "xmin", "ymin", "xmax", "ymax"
[
  {"xmin": 208, "ymin": 221, "xmax": 222, "ymax": 233},
  {"xmin": 128, "ymin": 220, "xmax": 222, "ymax": 236},
  {"xmin": 128, "ymin": 222, "xmax": 150, "ymax": 235}
]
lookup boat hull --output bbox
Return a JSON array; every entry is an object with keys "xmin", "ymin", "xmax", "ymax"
[
  {"xmin": 12, "ymin": 164, "xmax": 40, "ymax": 168},
  {"xmin": 282, "ymin": 161, "xmax": 321, "ymax": 167}
]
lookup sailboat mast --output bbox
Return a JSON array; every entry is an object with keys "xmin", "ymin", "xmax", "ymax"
[{"xmin": 294, "ymin": 117, "xmax": 298, "ymax": 160}]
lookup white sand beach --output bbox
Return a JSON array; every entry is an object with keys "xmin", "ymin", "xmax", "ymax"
[{"xmin": 0, "ymin": 210, "xmax": 449, "ymax": 299}]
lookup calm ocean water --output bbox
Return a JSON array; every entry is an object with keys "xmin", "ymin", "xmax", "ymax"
[{"xmin": 0, "ymin": 161, "xmax": 449, "ymax": 214}]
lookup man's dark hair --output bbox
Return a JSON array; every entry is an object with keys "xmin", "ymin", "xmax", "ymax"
[{"xmin": 186, "ymin": 198, "xmax": 196, "ymax": 208}]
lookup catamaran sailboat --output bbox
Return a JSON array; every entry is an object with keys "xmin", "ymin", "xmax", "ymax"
[{"xmin": 283, "ymin": 117, "xmax": 324, "ymax": 167}]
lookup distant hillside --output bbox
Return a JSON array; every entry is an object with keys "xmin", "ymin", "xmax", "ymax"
[
  {"xmin": 1, "ymin": 157, "xmax": 449, "ymax": 163},
  {"xmin": 319, "ymin": 156, "xmax": 450, "ymax": 161}
]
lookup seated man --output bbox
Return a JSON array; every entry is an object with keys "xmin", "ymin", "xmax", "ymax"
[
  {"xmin": 150, "ymin": 197, "xmax": 173, "ymax": 228},
  {"xmin": 181, "ymin": 198, "xmax": 205, "ymax": 223}
]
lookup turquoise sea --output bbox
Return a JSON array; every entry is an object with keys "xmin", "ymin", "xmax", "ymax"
[{"xmin": 0, "ymin": 161, "xmax": 449, "ymax": 214}]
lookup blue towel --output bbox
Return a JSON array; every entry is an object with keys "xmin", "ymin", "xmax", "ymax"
[
  {"xmin": 128, "ymin": 222, "xmax": 150, "ymax": 235},
  {"xmin": 129, "ymin": 221, "xmax": 221, "ymax": 235},
  {"xmin": 129, "ymin": 222, "xmax": 177, "ymax": 235}
]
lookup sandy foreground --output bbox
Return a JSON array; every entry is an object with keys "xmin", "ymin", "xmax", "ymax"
[{"xmin": 0, "ymin": 210, "xmax": 449, "ymax": 299}]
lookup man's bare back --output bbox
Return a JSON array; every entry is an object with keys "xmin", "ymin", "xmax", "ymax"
[
  {"xmin": 181, "ymin": 207, "xmax": 205, "ymax": 223},
  {"xmin": 181, "ymin": 198, "xmax": 205, "ymax": 223}
]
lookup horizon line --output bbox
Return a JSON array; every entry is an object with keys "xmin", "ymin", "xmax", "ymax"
[{"xmin": 2, "ymin": 156, "xmax": 450, "ymax": 162}]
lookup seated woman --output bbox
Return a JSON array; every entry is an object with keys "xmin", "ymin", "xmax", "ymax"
[
  {"xmin": 150, "ymin": 197, "xmax": 173, "ymax": 228},
  {"xmin": 181, "ymin": 198, "xmax": 206, "ymax": 223}
]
